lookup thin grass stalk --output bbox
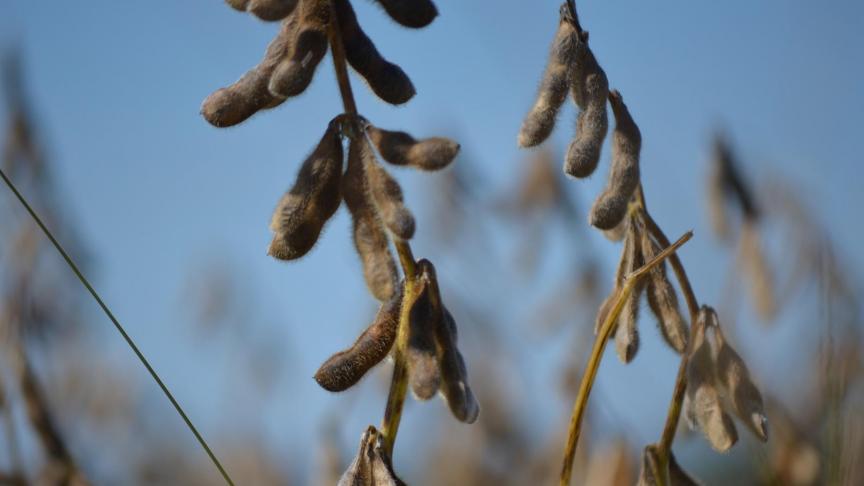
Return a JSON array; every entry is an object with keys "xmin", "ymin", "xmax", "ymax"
[
  {"xmin": 0, "ymin": 168, "xmax": 235, "ymax": 486},
  {"xmin": 560, "ymin": 230, "xmax": 693, "ymax": 486}
]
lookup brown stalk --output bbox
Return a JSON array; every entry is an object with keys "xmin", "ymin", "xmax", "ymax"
[
  {"xmin": 559, "ymin": 229, "xmax": 693, "ymax": 486},
  {"xmin": 327, "ymin": 3, "xmax": 417, "ymax": 458}
]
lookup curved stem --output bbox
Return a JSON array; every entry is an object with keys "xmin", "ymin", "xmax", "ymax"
[
  {"xmin": 560, "ymin": 231, "xmax": 692, "ymax": 486},
  {"xmin": 636, "ymin": 187, "xmax": 701, "ymax": 465},
  {"xmin": 327, "ymin": 4, "xmax": 416, "ymax": 458}
]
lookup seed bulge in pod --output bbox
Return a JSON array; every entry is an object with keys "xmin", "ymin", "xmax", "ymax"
[
  {"xmin": 201, "ymin": 15, "xmax": 298, "ymax": 127},
  {"xmin": 373, "ymin": 0, "xmax": 438, "ymax": 28},
  {"xmin": 314, "ymin": 286, "xmax": 403, "ymax": 392},
  {"xmin": 335, "ymin": 0, "xmax": 415, "ymax": 105},
  {"xmin": 268, "ymin": 0, "xmax": 329, "ymax": 98},
  {"xmin": 564, "ymin": 70, "xmax": 608, "ymax": 178},
  {"xmin": 343, "ymin": 137, "xmax": 399, "ymax": 301},
  {"xmin": 713, "ymin": 324, "xmax": 768, "ymax": 441},
  {"xmin": 518, "ymin": 6, "xmax": 580, "ymax": 148},
  {"xmin": 589, "ymin": 90, "xmax": 641, "ymax": 230},
  {"xmin": 366, "ymin": 125, "xmax": 460, "ymax": 171},
  {"xmin": 363, "ymin": 155, "xmax": 415, "ymax": 240},
  {"xmin": 247, "ymin": 0, "xmax": 298, "ymax": 21},
  {"xmin": 640, "ymin": 230, "xmax": 689, "ymax": 354},
  {"xmin": 268, "ymin": 119, "xmax": 343, "ymax": 260}
]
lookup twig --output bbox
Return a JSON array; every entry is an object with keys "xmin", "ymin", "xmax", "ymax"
[
  {"xmin": 559, "ymin": 230, "xmax": 693, "ymax": 486},
  {"xmin": 327, "ymin": 3, "xmax": 417, "ymax": 458},
  {"xmin": 0, "ymin": 168, "xmax": 235, "ymax": 486}
]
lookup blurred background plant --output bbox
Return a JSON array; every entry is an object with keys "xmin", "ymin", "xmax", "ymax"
[{"xmin": 1, "ymin": 0, "xmax": 862, "ymax": 484}]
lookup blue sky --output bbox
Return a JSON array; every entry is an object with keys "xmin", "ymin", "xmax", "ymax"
[{"xmin": 1, "ymin": 0, "xmax": 862, "ymax": 483}]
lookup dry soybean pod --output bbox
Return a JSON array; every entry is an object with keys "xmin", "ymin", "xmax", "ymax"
[
  {"xmin": 363, "ymin": 153, "xmax": 415, "ymax": 240},
  {"xmin": 418, "ymin": 259, "xmax": 479, "ymax": 423},
  {"xmin": 365, "ymin": 124, "xmax": 460, "ymax": 171},
  {"xmin": 518, "ymin": 5, "xmax": 580, "ymax": 148},
  {"xmin": 713, "ymin": 324, "xmax": 768, "ymax": 441},
  {"xmin": 248, "ymin": 0, "xmax": 298, "ymax": 21},
  {"xmin": 268, "ymin": 0, "xmax": 329, "ymax": 98},
  {"xmin": 639, "ymin": 220, "xmax": 689, "ymax": 354},
  {"xmin": 334, "ymin": 0, "xmax": 416, "ymax": 105},
  {"xmin": 314, "ymin": 286, "xmax": 403, "ymax": 392},
  {"xmin": 406, "ymin": 270, "xmax": 442, "ymax": 400},
  {"xmin": 589, "ymin": 89, "xmax": 641, "ymax": 230},
  {"xmin": 614, "ymin": 216, "xmax": 644, "ymax": 363},
  {"xmin": 201, "ymin": 14, "xmax": 298, "ymax": 127},
  {"xmin": 686, "ymin": 307, "xmax": 738, "ymax": 452},
  {"xmin": 564, "ymin": 68, "xmax": 609, "ymax": 178},
  {"xmin": 338, "ymin": 426, "xmax": 404, "ymax": 486},
  {"xmin": 268, "ymin": 119, "xmax": 343, "ymax": 260},
  {"xmin": 373, "ymin": 0, "xmax": 438, "ymax": 29},
  {"xmin": 343, "ymin": 136, "xmax": 399, "ymax": 301},
  {"xmin": 225, "ymin": 0, "xmax": 250, "ymax": 12}
]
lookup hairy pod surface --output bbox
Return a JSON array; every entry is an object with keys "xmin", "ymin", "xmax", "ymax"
[
  {"xmin": 201, "ymin": 16, "xmax": 298, "ymax": 127},
  {"xmin": 564, "ymin": 71, "xmax": 608, "ymax": 178},
  {"xmin": 614, "ymin": 217, "xmax": 645, "ymax": 363},
  {"xmin": 713, "ymin": 325, "xmax": 768, "ymax": 441},
  {"xmin": 406, "ymin": 270, "xmax": 442, "ymax": 400},
  {"xmin": 363, "ymin": 153, "xmax": 416, "ymax": 240},
  {"xmin": 686, "ymin": 309, "xmax": 738, "ymax": 452},
  {"xmin": 366, "ymin": 125, "xmax": 460, "ymax": 171},
  {"xmin": 373, "ymin": 0, "xmax": 438, "ymax": 28},
  {"xmin": 518, "ymin": 10, "xmax": 580, "ymax": 148},
  {"xmin": 268, "ymin": 0, "xmax": 329, "ymax": 97},
  {"xmin": 589, "ymin": 90, "xmax": 641, "ymax": 230},
  {"xmin": 268, "ymin": 120, "xmax": 343, "ymax": 260},
  {"xmin": 639, "ymin": 226, "xmax": 689, "ymax": 354},
  {"xmin": 335, "ymin": 0, "xmax": 415, "ymax": 105},
  {"xmin": 247, "ymin": 0, "xmax": 299, "ymax": 21},
  {"xmin": 225, "ymin": 0, "xmax": 250, "ymax": 11},
  {"xmin": 636, "ymin": 445, "xmax": 664, "ymax": 486},
  {"xmin": 344, "ymin": 137, "xmax": 399, "ymax": 301},
  {"xmin": 416, "ymin": 260, "xmax": 479, "ymax": 423},
  {"xmin": 315, "ymin": 287, "xmax": 403, "ymax": 392},
  {"xmin": 338, "ymin": 426, "xmax": 405, "ymax": 486}
]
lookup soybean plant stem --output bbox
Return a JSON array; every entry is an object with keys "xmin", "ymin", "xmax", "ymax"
[
  {"xmin": 636, "ymin": 186, "xmax": 701, "ymax": 466},
  {"xmin": 559, "ymin": 230, "xmax": 693, "ymax": 486},
  {"xmin": 327, "ymin": 5, "xmax": 415, "ymax": 458}
]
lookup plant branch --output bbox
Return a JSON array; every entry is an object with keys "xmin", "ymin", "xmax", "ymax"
[
  {"xmin": 635, "ymin": 187, "xmax": 702, "ymax": 466},
  {"xmin": 559, "ymin": 230, "xmax": 693, "ymax": 486},
  {"xmin": 327, "ymin": 4, "xmax": 416, "ymax": 458}
]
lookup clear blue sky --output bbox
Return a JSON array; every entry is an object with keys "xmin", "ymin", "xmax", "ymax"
[{"xmin": 1, "ymin": 0, "xmax": 862, "ymax": 483}]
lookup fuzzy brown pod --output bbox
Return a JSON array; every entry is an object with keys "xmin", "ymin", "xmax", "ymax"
[
  {"xmin": 685, "ymin": 307, "xmax": 738, "ymax": 452},
  {"xmin": 268, "ymin": 119, "xmax": 343, "ymax": 260},
  {"xmin": 713, "ymin": 325, "xmax": 768, "ymax": 441},
  {"xmin": 518, "ymin": 6, "xmax": 580, "ymax": 148},
  {"xmin": 639, "ymin": 227, "xmax": 689, "ymax": 354},
  {"xmin": 564, "ymin": 44, "xmax": 609, "ymax": 178},
  {"xmin": 314, "ymin": 287, "xmax": 403, "ymax": 392},
  {"xmin": 373, "ymin": 0, "xmax": 438, "ymax": 28},
  {"xmin": 335, "ymin": 0, "xmax": 416, "ymax": 105},
  {"xmin": 588, "ymin": 90, "xmax": 641, "ymax": 230},
  {"xmin": 363, "ymin": 154, "xmax": 416, "ymax": 240},
  {"xmin": 614, "ymin": 216, "xmax": 645, "ymax": 363},
  {"xmin": 365, "ymin": 125, "xmax": 460, "ymax": 171},
  {"xmin": 344, "ymin": 137, "xmax": 399, "ymax": 301},
  {"xmin": 416, "ymin": 259, "xmax": 480, "ymax": 423},
  {"xmin": 201, "ymin": 15, "xmax": 298, "ymax": 127},
  {"xmin": 338, "ymin": 426, "xmax": 405, "ymax": 486},
  {"xmin": 268, "ymin": 0, "xmax": 330, "ymax": 98},
  {"xmin": 247, "ymin": 0, "xmax": 298, "ymax": 21},
  {"xmin": 406, "ymin": 269, "xmax": 442, "ymax": 400}
]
